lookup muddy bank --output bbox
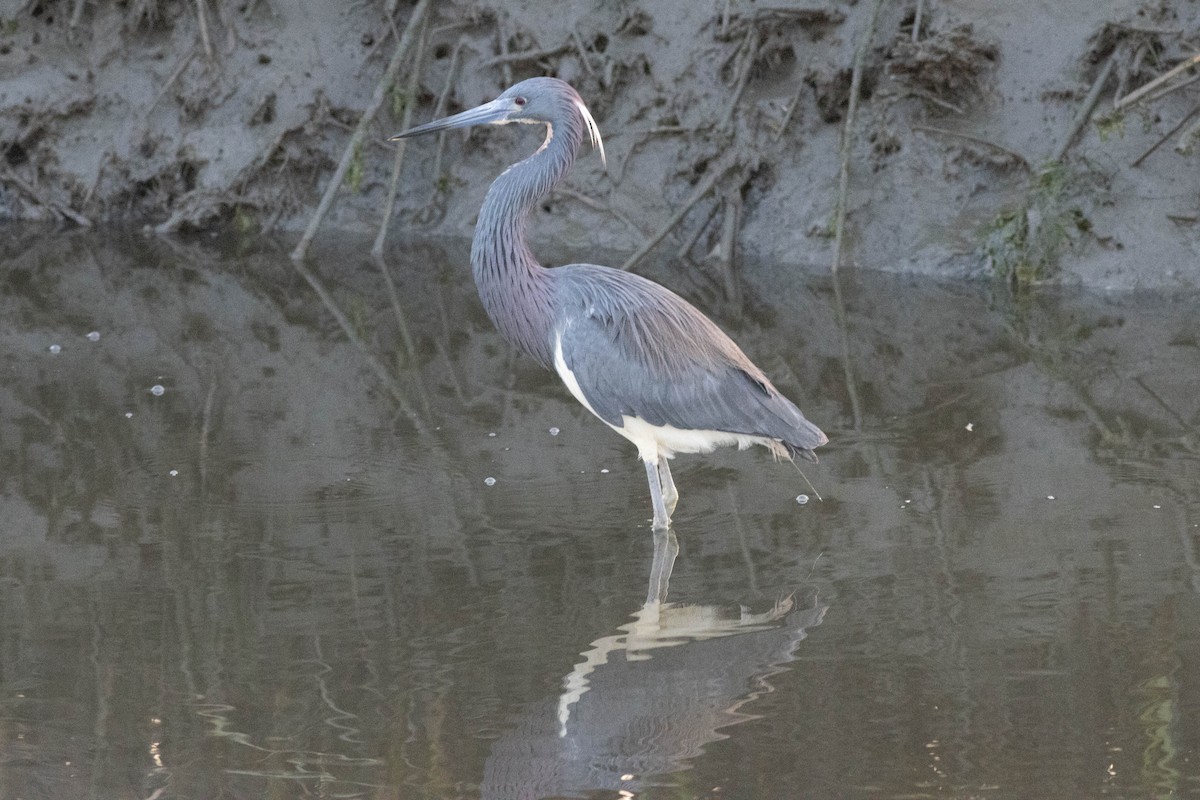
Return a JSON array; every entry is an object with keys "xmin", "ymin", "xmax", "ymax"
[{"xmin": 1, "ymin": 0, "xmax": 1197, "ymax": 289}]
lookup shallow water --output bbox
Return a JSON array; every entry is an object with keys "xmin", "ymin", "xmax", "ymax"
[{"xmin": 1, "ymin": 228, "xmax": 1198, "ymax": 799}]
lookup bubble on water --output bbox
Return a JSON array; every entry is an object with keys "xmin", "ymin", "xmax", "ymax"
[
  {"xmin": 484, "ymin": 476, "xmax": 496, "ymax": 486},
  {"xmin": 86, "ymin": 331, "xmax": 100, "ymax": 342},
  {"xmin": 150, "ymin": 384, "xmax": 165, "ymax": 396},
  {"xmin": 796, "ymin": 494, "xmax": 810, "ymax": 505},
  {"xmin": 168, "ymin": 469, "xmax": 179, "ymax": 477},
  {"xmin": 549, "ymin": 427, "xmax": 560, "ymax": 436},
  {"xmin": 48, "ymin": 344, "xmax": 62, "ymax": 354}
]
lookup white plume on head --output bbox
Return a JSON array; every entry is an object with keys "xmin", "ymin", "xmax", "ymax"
[{"xmin": 575, "ymin": 99, "xmax": 606, "ymax": 168}]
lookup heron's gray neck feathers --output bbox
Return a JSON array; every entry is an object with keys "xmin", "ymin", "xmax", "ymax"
[{"xmin": 472, "ymin": 111, "xmax": 585, "ymax": 368}]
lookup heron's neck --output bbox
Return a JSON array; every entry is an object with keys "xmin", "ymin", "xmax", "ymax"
[{"xmin": 471, "ymin": 119, "xmax": 581, "ymax": 367}]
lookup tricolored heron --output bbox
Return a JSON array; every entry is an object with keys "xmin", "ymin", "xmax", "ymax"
[{"xmin": 391, "ymin": 77, "xmax": 827, "ymax": 530}]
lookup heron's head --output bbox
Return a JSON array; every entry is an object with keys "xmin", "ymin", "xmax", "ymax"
[{"xmin": 389, "ymin": 77, "xmax": 605, "ymax": 166}]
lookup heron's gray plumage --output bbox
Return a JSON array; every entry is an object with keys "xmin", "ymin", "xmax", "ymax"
[
  {"xmin": 391, "ymin": 77, "xmax": 827, "ymax": 528},
  {"xmin": 553, "ymin": 265, "xmax": 826, "ymax": 458}
]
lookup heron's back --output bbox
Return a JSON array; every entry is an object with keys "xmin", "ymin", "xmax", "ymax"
[{"xmin": 549, "ymin": 264, "xmax": 827, "ymax": 456}]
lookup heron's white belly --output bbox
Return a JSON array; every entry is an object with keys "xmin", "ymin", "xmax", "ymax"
[{"xmin": 553, "ymin": 336, "xmax": 771, "ymax": 461}]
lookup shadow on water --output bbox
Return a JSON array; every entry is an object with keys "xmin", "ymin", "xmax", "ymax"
[{"xmin": 0, "ymin": 226, "xmax": 1198, "ymax": 799}]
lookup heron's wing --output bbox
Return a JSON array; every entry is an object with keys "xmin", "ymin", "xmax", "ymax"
[{"xmin": 554, "ymin": 266, "xmax": 826, "ymax": 452}]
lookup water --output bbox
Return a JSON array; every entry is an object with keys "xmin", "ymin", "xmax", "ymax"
[{"xmin": 1, "ymin": 228, "xmax": 1198, "ymax": 799}]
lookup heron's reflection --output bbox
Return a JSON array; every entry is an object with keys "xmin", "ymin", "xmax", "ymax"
[{"xmin": 482, "ymin": 530, "xmax": 828, "ymax": 800}]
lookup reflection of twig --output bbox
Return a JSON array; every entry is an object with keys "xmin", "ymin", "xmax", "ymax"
[
  {"xmin": 1134, "ymin": 375, "xmax": 1200, "ymax": 443},
  {"xmin": 291, "ymin": 0, "xmax": 432, "ymax": 261},
  {"xmin": 291, "ymin": 260, "xmax": 427, "ymax": 433},
  {"xmin": 831, "ymin": 0, "xmax": 886, "ymax": 273},
  {"xmin": 432, "ymin": 282, "xmax": 467, "ymax": 402},
  {"xmin": 831, "ymin": 269, "xmax": 864, "ymax": 431},
  {"xmin": 199, "ymin": 374, "xmax": 217, "ymax": 488},
  {"xmin": 729, "ymin": 487, "xmax": 759, "ymax": 595},
  {"xmin": 373, "ymin": 253, "xmax": 435, "ymax": 418}
]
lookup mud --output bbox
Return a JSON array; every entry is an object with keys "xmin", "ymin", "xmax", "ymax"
[{"xmin": 1, "ymin": 0, "xmax": 1198, "ymax": 289}]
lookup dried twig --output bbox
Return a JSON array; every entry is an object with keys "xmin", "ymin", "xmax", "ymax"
[
  {"xmin": 372, "ymin": 16, "xmax": 428, "ymax": 257},
  {"xmin": 912, "ymin": 124, "xmax": 1030, "ymax": 170},
  {"xmin": 194, "ymin": 0, "xmax": 214, "ymax": 60},
  {"xmin": 901, "ymin": 86, "xmax": 965, "ymax": 115},
  {"xmin": 677, "ymin": 200, "xmax": 721, "ymax": 259},
  {"xmin": 571, "ymin": 29, "xmax": 594, "ymax": 75},
  {"xmin": 722, "ymin": 26, "xmax": 759, "ymax": 130},
  {"xmin": 555, "ymin": 186, "xmax": 647, "ymax": 236},
  {"xmin": 1113, "ymin": 53, "xmax": 1200, "ymax": 110},
  {"xmin": 773, "ymin": 82, "xmax": 806, "ymax": 141},
  {"xmin": 146, "ymin": 49, "xmax": 196, "ymax": 116},
  {"xmin": 911, "ymin": 0, "xmax": 924, "ymax": 42},
  {"xmin": 2, "ymin": 166, "xmax": 92, "ymax": 226},
  {"xmin": 831, "ymin": 0, "xmax": 886, "ymax": 273},
  {"xmin": 1051, "ymin": 51, "xmax": 1116, "ymax": 161},
  {"xmin": 1176, "ymin": 113, "xmax": 1200, "ymax": 155},
  {"xmin": 621, "ymin": 156, "xmax": 740, "ymax": 271},
  {"xmin": 291, "ymin": 0, "xmax": 432, "ymax": 261},
  {"xmin": 426, "ymin": 38, "xmax": 470, "ymax": 206},
  {"xmin": 1144, "ymin": 71, "xmax": 1200, "ymax": 105},
  {"xmin": 717, "ymin": 189, "xmax": 743, "ymax": 307},
  {"xmin": 496, "ymin": 14, "xmax": 513, "ymax": 85},
  {"xmin": 1131, "ymin": 103, "xmax": 1200, "ymax": 166},
  {"xmin": 484, "ymin": 44, "xmax": 569, "ymax": 66}
]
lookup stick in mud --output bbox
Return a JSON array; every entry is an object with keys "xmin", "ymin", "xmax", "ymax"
[
  {"xmin": 1051, "ymin": 52, "xmax": 1116, "ymax": 162},
  {"xmin": 291, "ymin": 0, "xmax": 432, "ymax": 262},
  {"xmin": 1131, "ymin": 103, "xmax": 1200, "ymax": 167},
  {"xmin": 620, "ymin": 155, "xmax": 740, "ymax": 272},
  {"xmin": 372, "ymin": 15, "xmax": 429, "ymax": 257},
  {"xmin": 831, "ymin": 0, "xmax": 886, "ymax": 274},
  {"xmin": 1113, "ymin": 53, "xmax": 1200, "ymax": 111}
]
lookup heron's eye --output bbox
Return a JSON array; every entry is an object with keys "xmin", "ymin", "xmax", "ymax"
[{"xmin": 514, "ymin": 96, "xmax": 527, "ymax": 107}]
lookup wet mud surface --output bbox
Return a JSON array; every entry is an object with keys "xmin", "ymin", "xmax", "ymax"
[
  {"xmin": 1, "ymin": 230, "xmax": 1198, "ymax": 798},
  {"xmin": 1, "ymin": 1, "xmax": 1198, "ymax": 288}
]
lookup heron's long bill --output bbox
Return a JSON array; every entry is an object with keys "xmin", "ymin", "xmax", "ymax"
[{"xmin": 388, "ymin": 98, "xmax": 511, "ymax": 141}]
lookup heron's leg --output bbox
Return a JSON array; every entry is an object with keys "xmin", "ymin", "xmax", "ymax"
[
  {"xmin": 643, "ymin": 458, "xmax": 672, "ymax": 530},
  {"xmin": 657, "ymin": 455, "xmax": 679, "ymax": 515}
]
